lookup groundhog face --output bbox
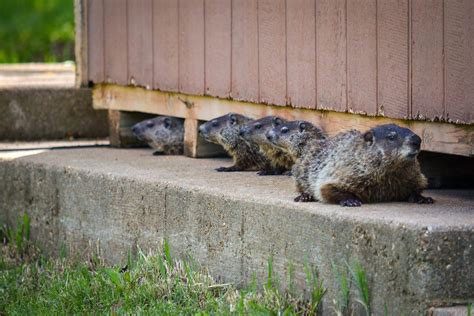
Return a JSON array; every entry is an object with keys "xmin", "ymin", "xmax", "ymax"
[
  {"xmin": 363, "ymin": 124, "xmax": 422, "ymax": 161},
  {"xmin": 266, "ymin": 120, "xmax": 315, "ymax": 153},
  {"xmin": 239, "ymin": 116, "xmax": 286, "ymax": 145},
  {"xmin": 199, "ymin": 113, "xmax": 252, "ymax": 144},
  {"xmin": 132, "ymin": 116, "xmax": 184, "ymax": 151}
]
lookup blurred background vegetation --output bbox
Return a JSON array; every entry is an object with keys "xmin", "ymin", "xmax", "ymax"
[{"xmin": 0, "ymin": 0, "xmax": 75, "ymax": 63}]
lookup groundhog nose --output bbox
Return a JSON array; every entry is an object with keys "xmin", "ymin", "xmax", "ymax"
[
  {"xmin": 198, "ymin": 124, "xmax": 205, "ymax": 134},
  {"xmin": 266, "ymin": 131, "xmax": 274, "ymax": 141},
  {"xmin": 132, "ymin": 126, "xmax": 139, "ymax": 134},
  {"xmin": 239, "ymin": 127, "xmax": 247, "ymax": 136},
  {"xmin": 409, "ymin": 134, "xmax": 422, "ymax": 148}
]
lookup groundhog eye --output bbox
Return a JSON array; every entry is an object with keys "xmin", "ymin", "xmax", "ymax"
[
  {"xmin": 387, "ymin": 133, "xmax": 397, "ymax": 141},
  {"xmin": 212, "ymin": 121, "xmax": 218, "ymax": 127},
  {"xmin": 281, "ymin": 127, "xmax": 289, "ymax": 134},
  {"xmin": 146, "ymin": 121, "xmax": 154, "ymax": 128},
  {"xmin": 255, "ymin": 124, "xmax": 262, "ymax": 129}
]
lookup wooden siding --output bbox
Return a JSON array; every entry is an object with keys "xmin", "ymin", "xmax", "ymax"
[{"xmin": 87, "ymin": 0, "xmax": 473, "ymax": 124}]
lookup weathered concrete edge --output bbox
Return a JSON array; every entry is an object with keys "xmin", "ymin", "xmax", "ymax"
[{"xmin": 1, "ymin": 158, "xmax": 473, "ymax": 315}]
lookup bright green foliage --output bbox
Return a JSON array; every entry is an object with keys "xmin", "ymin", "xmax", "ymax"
[
  {"xmin": 0, "ymin": 228, "xmax": 327, "ymax": 315},
  {"xmin": 0, "ymin": 0, "xmax": 74, "ymax": 63},
  {"xmin": 349, "ymin": 261, "xmax": 371, "ymax": 316}
]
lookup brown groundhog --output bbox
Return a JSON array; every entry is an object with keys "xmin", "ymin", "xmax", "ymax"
[
  {"xmin": 304, "ymin": 124, "xmax": 433, "ymax": 207},
  {"xmin": 199, "ymin": 113, "xmax": 271, "ymax": 172},
  {"xmin": 132, "ymin": 116, "xmax": 184, "ymax": 155},
  {"xmin": 239, "ymin": 116, "xmax": 294, "ymax": 175},
  {"xmin": 266, "ymin": 120, "xmax": 327, "ymax": 201}
]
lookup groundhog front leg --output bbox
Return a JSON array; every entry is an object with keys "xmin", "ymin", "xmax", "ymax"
[
  {"xmin": 257, "ymin": 167, "xmax": 287, "ymax": 176},
  {"xmin": 320, "ymin": 184, "xmax": 362, "ymax": 207},
  {"xmin": 408, "ymin": 192, "xmax": 434, "ymax": 204},
  {"xmin": 215, "ymin": 165, "xmax": 245, "ymax": 172}
]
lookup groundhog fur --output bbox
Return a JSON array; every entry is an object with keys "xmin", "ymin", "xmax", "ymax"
[
  {"xmin": 301, "ymin": 124, "xmax": 433, "ymax": 207},
  {"xmin": 239, "ymin": 116, "xmax": 294, "ymax": 175},
  {"xmin": 199, "ymin": 113, "xmax": 271, "ymax": 172},
  {"xmin": 132, "ymin": 116, "xmax": 184, "ymax": 155},
  {"xmin": 266, "ymin": 120, "xmax": 327, "ymax": 201}
]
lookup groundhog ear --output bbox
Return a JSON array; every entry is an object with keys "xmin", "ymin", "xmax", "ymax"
[
  {"xmin": 363, "ymin": 131, "xmax": 374, "ymax": 143},
  {"xmin": 299, "ymin": 122, "xmax": 306, "ymax": 132},
  {"xmin": 164, "ymin": 117, "xmax": 171, "ymax": 128}
]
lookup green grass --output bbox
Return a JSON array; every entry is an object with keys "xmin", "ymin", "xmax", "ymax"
[
  {"xmin": 0, "ymin": 215, "xmax": 382, "ymax": 315},
  {"xmin": 0, "ymin": 0, "xmax": 74, "ymax": 63}
]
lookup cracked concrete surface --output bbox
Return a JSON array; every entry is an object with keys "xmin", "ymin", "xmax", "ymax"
[{"xmin": 0, "ymin": 147, "xmax": 473, "ymax": 315}]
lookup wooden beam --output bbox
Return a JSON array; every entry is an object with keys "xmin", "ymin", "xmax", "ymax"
[
  {"xmin": 93, "ymin": 84, "xmax": 474, "ymax": 157},
  {"xmin": 74, "ymin": 0, "xmax": 88, "ymax": 88}
]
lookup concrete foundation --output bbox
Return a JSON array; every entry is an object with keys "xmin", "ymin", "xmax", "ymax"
[
  {"xmin": 0, "ymin": 148, "xmax": 473, "ymax": 315},
  {"xmin": 0, "ymin": 88, "xmax": 108, "ymax": 140}
]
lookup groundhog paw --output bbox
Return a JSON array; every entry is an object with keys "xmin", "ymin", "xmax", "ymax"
[
  {"xmin": 294, "ymin": 193, "xmax": 316, "ymax": 202},
  {"xmin": 408, "ymin": 193, "xmax": 434, "ymax": 204},
  {"xmin": 340, "ymin": 198, "xmax": 362, "ymax": 207}
]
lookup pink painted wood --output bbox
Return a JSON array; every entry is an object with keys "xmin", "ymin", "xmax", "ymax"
[
  {"xmin": 377, "ymin": 0, "xmax": 409, "ymax": 119},
  {"xmin": 316, "ymin": 0, "xmax": 347, "ymax": 112},
  {"xmin": 127, "ymin": 0, "xmax": 153, "ymax": 87},
  {"xmin": 87, "ymin": 0, "xmax": 104, "ymax": 83},
  {"xmin": 204, "ymin": 0, "xmax": 231, "ymax": 98},
  {"xmin": 445, "ymin": 0, "xmax": 474, "ymax": 123},
  {"xmin": 153, "ymin": 0, "xmax": 179, "ymax": 92},
  {"xmin": 87, "ymin": 0, "xmax": 473, "ymax": 125},
  {"xmin": 346, "ymin": 0, "xmax": 377, "ymax": 115},
  {"xmin": 178, "ymin": 0, "xmax": 205, "ymax": 95},
  {"xmin": 103, "ymin": 0, "xmax": 128, "ymax": 85},
  {"xmin": 258, "ymin": 0, "xmax": 286, "ymax": 106},
  {"xmin": 231, "ymin": 0, "xmax": 259, "ymax": 102},
  {"xmin": 286, "ymin": 0, "xmax": 316, "ymax": 109},
  {"xmin": 411, "ymin": 0, "xmax": 444, "ymax": 120}
]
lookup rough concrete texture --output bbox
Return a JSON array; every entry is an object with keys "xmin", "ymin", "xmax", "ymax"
[
  {"xmin": 429, "ymin": 306, "xmax": 471, "ymax": 316},
  {"xmin": 0, "ymin": 88, "xmax": 108, "ymax": 140},
  {"xmin": 0, "ymin": 148, "xmax": 473, "ymax": 315}
]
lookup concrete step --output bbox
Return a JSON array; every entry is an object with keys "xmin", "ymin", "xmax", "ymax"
[
  {"xmin": 0, "ymin": 63, "xmax": 108, "ymax": 141},
  {"xmin": 0, "ymin": 148, "xmax": 473, "ymax": 315}
]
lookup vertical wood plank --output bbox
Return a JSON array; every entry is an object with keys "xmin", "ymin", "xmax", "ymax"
[
  {"xmin": 75, "ymin": 0, "xmax": 88, "ymax": 87},
  {"xmin": 346, "ymin": 0, "xmax": 377, "ymax": 115},
  {"xmin": 377, "ymin": 0, "xmax": 409, "ymax": 119},
  {"xmin": 153, "ymin": 0, "xmax": 179, "ymax": 92},
  {"xmin": 178, "ymin": 0, "xmax": 205, "ymax": 95},
  {"xmin": 258, "ymin": 0, "xmax": 286, "ymax": 106},
  {"xmin": 411, "ymin": 0, "xmax": 444, "ymax": 120},
  {"xmin": 205, "ymin": 0, "xmax": 231, "ymax": 98},
  {"xmin": 104, "ymin": 0, "xmax": 128, "ymax": 85},
  {"xmin": 445, "ymin": 0, "xmax": 474, "ymax": 124},
  {"xmin": 316, "ymin": 0, "xmax": 347, "ymax": 111},
  {"xmin": 286, "ymin": 0, "xmax": 316, "ymax": 108},
  {"xmin": 231, "ymin": 0, "xmax": 259, "ymax": 102},
  {"xmin": 127, "ymin": 0, "xmax": 153, "ymax": 87},
  {"xmin": 88, "ymin": 0, "xmax": 104, "ymax": 83}
]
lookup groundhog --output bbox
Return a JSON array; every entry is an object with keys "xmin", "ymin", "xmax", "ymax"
[
  {"xmin": 266, "ymin": 120, "xmax": 327, "ymax": 201},
  {"xmin": 132, "ymin": 116, "xmax": 184, "ymax": 155},
  {"xmin": 199, "ymin": 113, "xmax": 271, "ymax": 172},
  {"xmin": 239, "ymin": 116, "xmax": 294, "ymax": 175},
  {"xmin": 304, "ymin": 124, "xmax": 433, "ymax": 207}
]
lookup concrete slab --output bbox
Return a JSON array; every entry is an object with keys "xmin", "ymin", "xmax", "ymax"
[
  {"xmin": 0, "ymin": 88, "xmax": 108, "ymax": 140},
  {"xmin": 0, "ymin": 140, "xmax": 109, "ymax": 161},
  {"xmin": 0, "ymin": 148, "xmax": 473, "ymax": 315},
  {"xmin": 0, "ymin": 63, "xmax": 75, "ymax": 88}
]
